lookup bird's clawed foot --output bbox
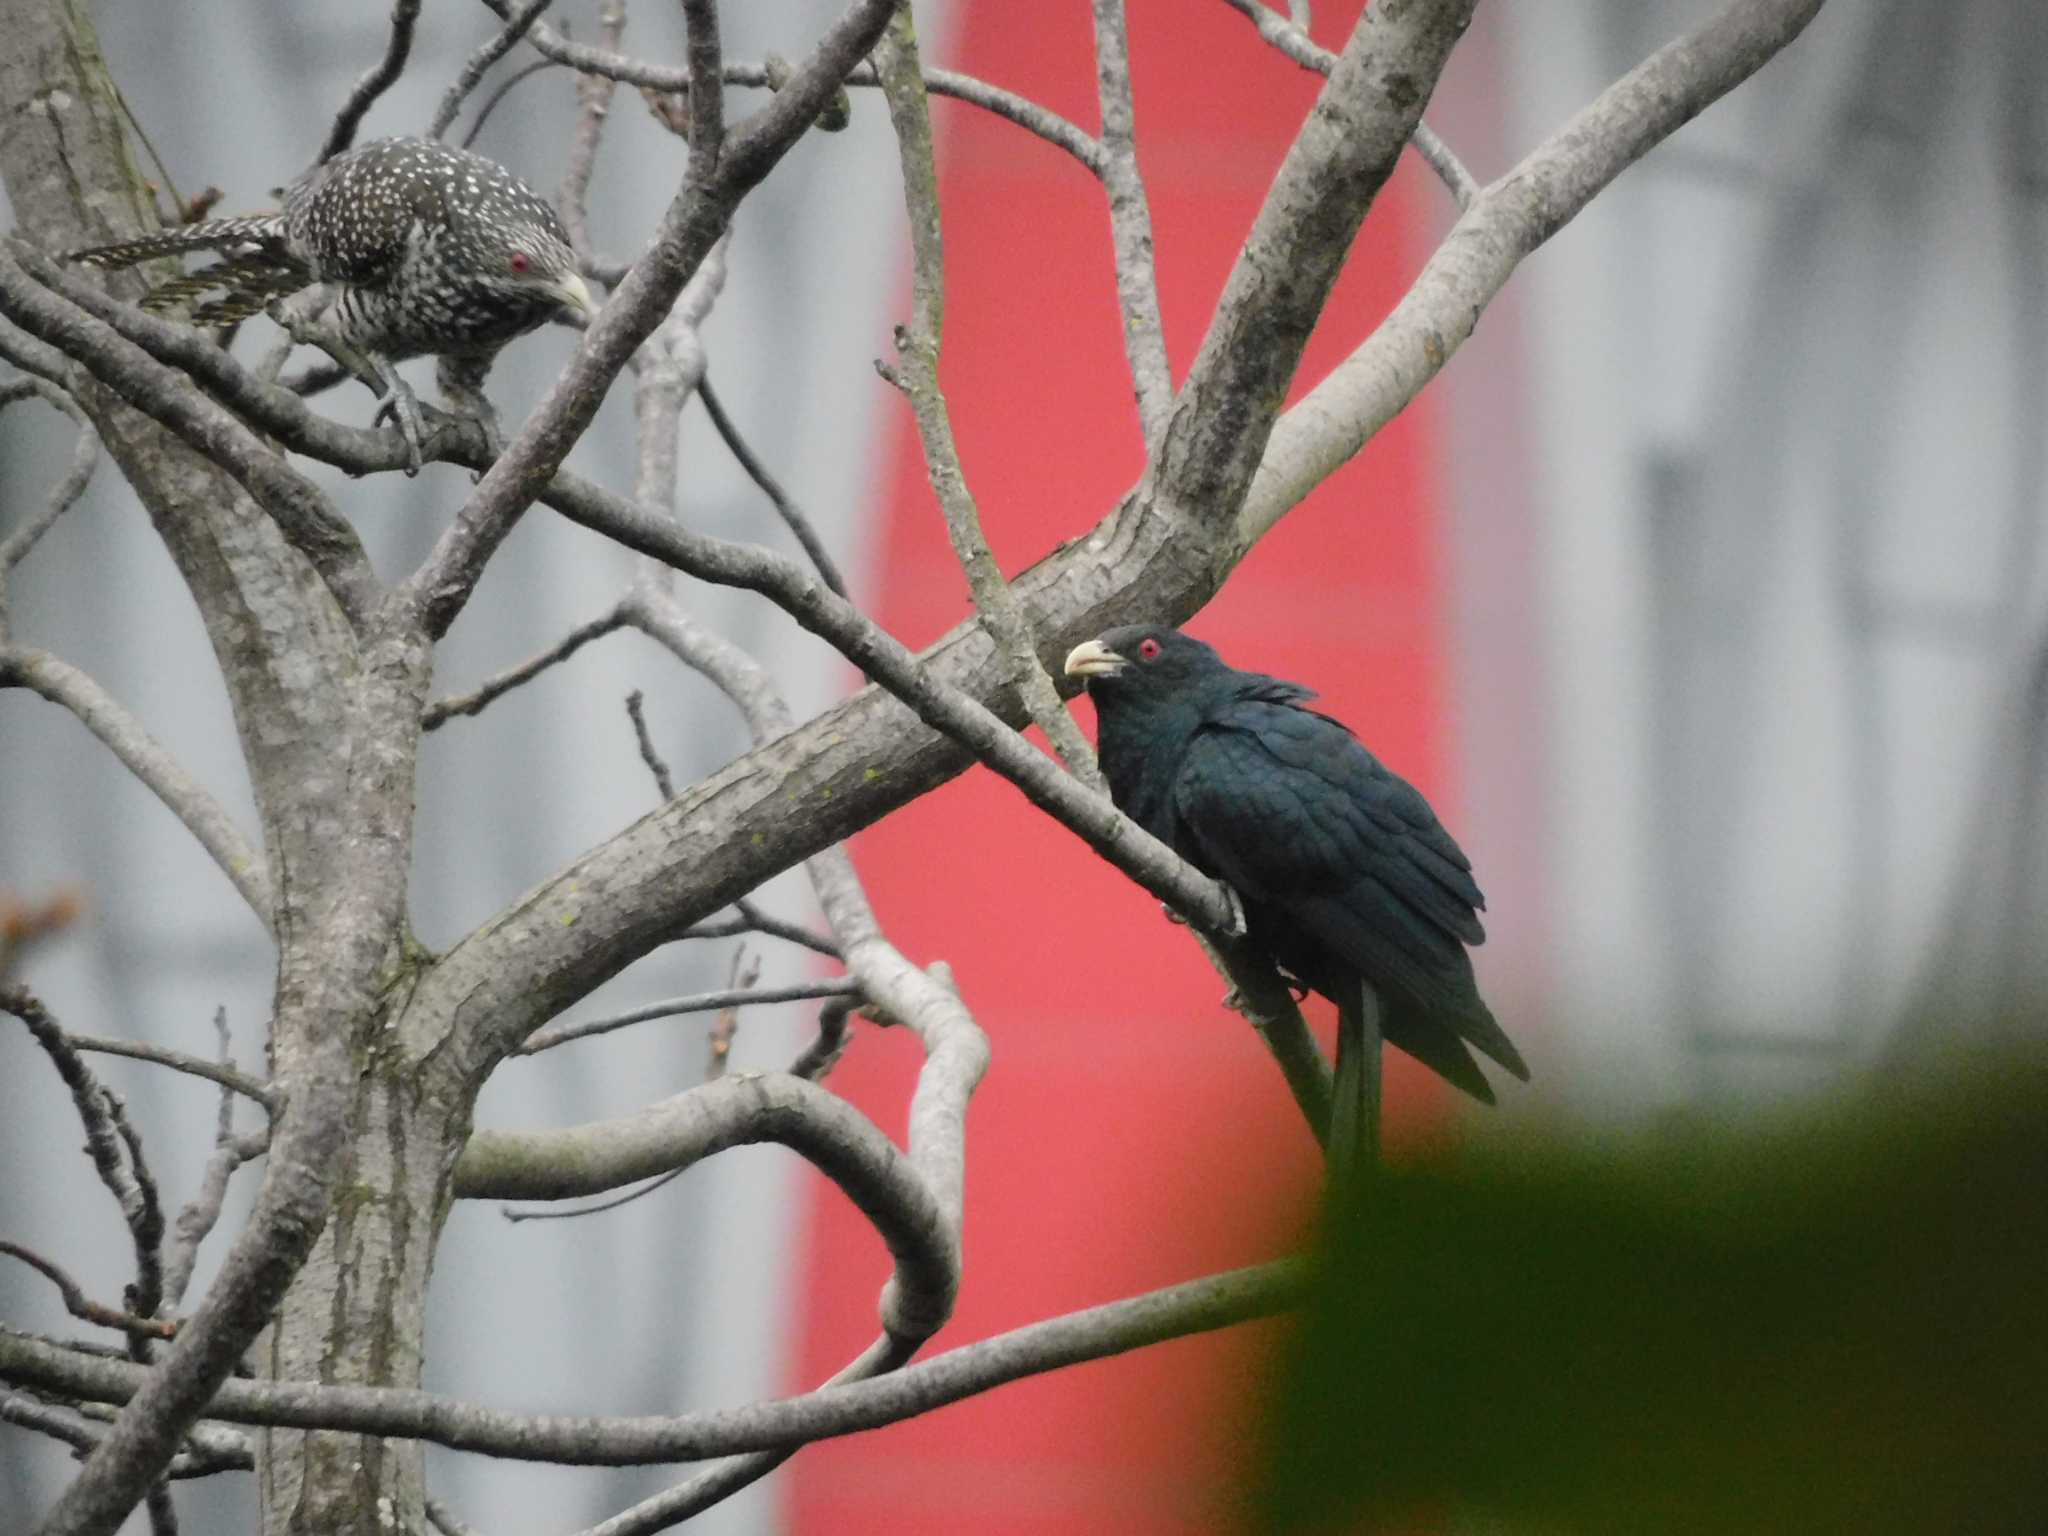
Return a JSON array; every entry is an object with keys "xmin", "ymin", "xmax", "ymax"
[
  {"xmin": 1218, "ymin": 885, "xmax": 1247, "ymax": 939},
  {"xmin": 369, "ymin": 380, "xmax": 431, "ymax": 476},
  {"xmin": 1160, "ymin": 884, "xmax": 1246, "ymax": 938}
]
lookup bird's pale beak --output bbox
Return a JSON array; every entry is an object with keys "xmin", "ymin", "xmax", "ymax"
[
  {"xmin": 552, "ymin": 270, "xmax": 598, "ymax": 328},
  {"xmin": 1064, "ymin": 639, "xmax": 1127, "ymax": 679}
]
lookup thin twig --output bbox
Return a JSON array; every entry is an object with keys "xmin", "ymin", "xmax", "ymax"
[
  {"xmin": 0, "ymin": 1243, "xmax": 178, "ymax": 1341},
  {"xmin": 429, "ymin": 0, "xmax": 558, "ymax": 140},
  {"xmin": 321, "ymin": 0, "xmax": 424, "ymax": 163},
  {"xmin": 163, "ymin": 1010, "xmax": 267, "ymax": 1310},
  {"xmin": 162, "ymin": 1129, "xmax": 269, "ymax": 1314},
  {"xmin": 102, "ymin": 1088, "xmax": 166, "ymax": 1327},
  {"xmin": 560, "ymin": 1, "xmax": 627, "ymax": 264},
  {"xmin": 515, "ymin": 978, "xmax": 864, "ymax": 1054},
  {"xmin": 1218, "ymin": 0, "xmax": 1478, "ymax": 208},
  {"xmin": 64, "ymin": 1035, "xmax": 277, "ymax": 1113},
  {"xmin": 500, "ymin": 1168, "xmax": 687, "ymax": 1223},
  {"xmin": 705, "ymin": 947, "xmax": 756, "ymax": 1080},
  {"xmin": 109, "ymin": 90, "xmax": 187, "ymax": 226},
  {"xmin": 0, "ymin": 1395, "xmax": 249, "ymax": 1479},
  {"xmin": 421, "ymin": 609, "xmax": 627, "ymax": 729},
  {"xmin": 474, "ymin": 7, "xmax": 1108, "ymax": 173},
  {"xmin": 623, "ymin": 688, "xmax": 676, "ymax": 800},
  {"xmin": 1408, "ymin": 121, "xmax": 1479, "ymax": 208},
  {"xmin": 786, "ymin": 997, "xmax": 855, "ymax": 1082},
  {"xmin": 4, "ymin": 990, "xmax": 170, "ymax": 1336},
  {"xmin": 460, "ymin": 59, "xmax": 565, "ymax": 151},
  {"xmin": 574, "ymin": 1336, "xmax": 910, "ymax": 1536},
  {"xmin": 0, "ymin": 379, "xmax": 96, "ymax": 643},
  {"xmin": 873, "ymin": 10, "xmax": 1108, "ymax": 794},
  {"xmin": 2, "ymin": 1392, "xmax": 102, "ymax": 1458},
  {"xmin": 1089, "ymin": 0, "xmax": 1173, "ymax": 446},
  {"xmin": 697, "ymin": 373, "xmax": 849, "ymax": 597},
  {"xmin": 683, "ymin": 903, "xmax": 842, "ymax": 960}
]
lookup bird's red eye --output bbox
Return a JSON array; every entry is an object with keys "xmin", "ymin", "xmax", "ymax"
[
  {"xmin": 1138, "ymin": 637, "xmax": 1162, "ymax": 661},
  {"xmin": 509, "ymin": 251, "xmax": 531, "ymax": 274}
]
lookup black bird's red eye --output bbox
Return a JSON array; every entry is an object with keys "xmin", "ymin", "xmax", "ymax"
[
  {"xmin": 1138, "ymin": 637, "xmax": 1162, "ymax": 661},
  {"xmin": 509, "ymin": 251, "xmax": 531, "ymax": 274}
]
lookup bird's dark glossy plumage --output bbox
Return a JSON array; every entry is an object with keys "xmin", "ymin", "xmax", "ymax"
[
  {"xmin": 69, "ymin": 137, "xmax": 595, "ymax": 469},
  {"xmin": 1066, "ymin": 625, "xmax": 1528, "ymax": 1153}
]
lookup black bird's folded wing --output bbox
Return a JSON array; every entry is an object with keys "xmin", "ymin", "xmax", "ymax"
[{"xmin": 1171, "ymin": 700, "xmax": 1529, "ymax": 1085}]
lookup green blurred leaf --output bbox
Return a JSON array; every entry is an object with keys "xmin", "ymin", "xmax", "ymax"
[{"xmin": 1258, "ymin": 1054, "xmax": 2048, "ymax": 1534}]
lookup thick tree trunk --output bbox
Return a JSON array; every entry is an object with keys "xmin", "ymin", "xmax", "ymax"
[
  {"xmin": 0, "ymin": 8, "xmax": 455, "ymax": 1531},
  {"xmin": 257, "ymin": 1060, "xmax": 466, "ymax": 1534}
]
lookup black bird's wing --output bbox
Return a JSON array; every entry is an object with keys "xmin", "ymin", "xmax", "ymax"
[{"xmin": 1170, "ymin": 699, "xmax": 1528, "ymax": 1092}]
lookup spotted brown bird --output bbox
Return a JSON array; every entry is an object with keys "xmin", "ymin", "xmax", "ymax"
[
  {"xmin": 69, "ymin": 137, "xmax": 596, "ymax": 470},
  {"xmin": 1066, "ymin": 625, "xmax": 1528, "ymax": 1172}
]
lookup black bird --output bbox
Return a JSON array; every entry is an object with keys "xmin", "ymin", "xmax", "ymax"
[
  {"xmin": 1066, "ymin": 625, "xmax": 1528, "ymax": 1168},
  {"xmin": 69, "ymin": 137, "xmax": 596, "ymax": 469}
]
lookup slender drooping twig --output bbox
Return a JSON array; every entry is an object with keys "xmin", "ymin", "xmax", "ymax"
[
  {"xmin": 1218, "ymin": 0, "xmax": 1479, "ymax": 209},
  {"xmin": 1090, "ymin": 0, "xmax": 1173, "ymax": 445},
  {"xmin": 559, "ymin": 1, "xmax": 626, "ymax": 263},
  {"xmin": 162, "ymin": 1011, "xmax": 270, "ymax": 1311},
  {"xmin": 421, "ymin": 609, "xmax": 627, "ymax": 729},
  {"xmin": 475, "ymin": 4, "xmax": 1108, "ymax": 172},
  {"xmin": 321, "ymin": 0, "xmax": 424, "ymax": 162},
  {"xmin": 5, "ymin": 990, "xmax": 167, "ymax": 1334},
  {"xmin": 63, "ymin": 1035, "xmax": 276, "ymax": 1112},
  {"xmin": 0, "ymin": 378, "xmax": 96, "ymax": 642},
  {"xmin": 696, "ymin": 373, "xmax": 849, "ymax": 597},
  {"xmin": 0, "ymin": 1243, "xmax": 177, "ymax": 1341},
  {"xmin": 874, "ymin": 9, "xmax": 1107, "ymax": 795},
  {"xmin": 461, "ymin": 59, "xmax": 563, "ymax": 150},
  {"xmin": 428, "ymin": 0, "xmax": 557, "ymax": 140},
  {"xmin": 683, "ymin": 905, "xmax": 843, "ymax": 960},
  {"xmin": 515, "ymin": 978, "xmax": 865, "ymax": 1054}
]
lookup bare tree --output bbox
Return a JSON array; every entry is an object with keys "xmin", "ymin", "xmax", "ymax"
[{"xmin": 0, "ymin": 0, "xmax": 1824, "ymax": 1531}]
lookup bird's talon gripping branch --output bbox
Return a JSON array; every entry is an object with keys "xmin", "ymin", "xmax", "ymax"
[
  {"xmin": 1217, "ymin": 883, "xmax": 1248, "ymax": 940},
  {"xmin": 370, "ymin": 378, "xmax": 429, "ymax": 474}
]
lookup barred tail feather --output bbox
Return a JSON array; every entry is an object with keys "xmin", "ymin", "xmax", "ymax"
[{"xmin": 67, "ymin": 215, "xmax": 288, "ymax": 269}]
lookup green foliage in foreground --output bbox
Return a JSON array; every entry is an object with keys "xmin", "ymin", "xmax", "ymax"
[{"xmin": 1260, "ymin": 1054, "xmax": 2048, "ymax": 1534}]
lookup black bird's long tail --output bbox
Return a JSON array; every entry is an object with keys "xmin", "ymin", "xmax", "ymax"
[{"xmin": 1329, "ymin": 980, "xmax": 1384, "ymax": 1184}]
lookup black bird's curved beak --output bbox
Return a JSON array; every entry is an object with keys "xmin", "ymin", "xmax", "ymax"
[{"xmin": 1064, "ymin": 639, "xmax": 1127, "ymax": 680}]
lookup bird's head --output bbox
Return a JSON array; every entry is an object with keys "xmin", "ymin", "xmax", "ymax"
[
  {"xmin": 498, "ymin": 226, "xmax": 597, "ymax": 329},
  {"xmin": 1063, "ymin": 624, "xmax": 1227, "ymax": 704}
]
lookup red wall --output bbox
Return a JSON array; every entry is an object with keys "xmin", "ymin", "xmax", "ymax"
[{"xmin": 792, "ymin": 3, "xmax": 1457, "ymax": 1527}]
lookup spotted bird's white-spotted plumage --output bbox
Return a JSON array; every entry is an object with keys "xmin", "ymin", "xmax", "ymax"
[{"xmin": 70, "ymin": 137, "xmax": 596, "ymax": 468}]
